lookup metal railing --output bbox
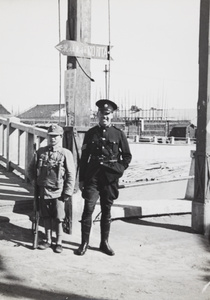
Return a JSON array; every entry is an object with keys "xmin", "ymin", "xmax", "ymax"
[{"xmin": 130, "ymin": 134, "xmax": 196, "ymax": 144}]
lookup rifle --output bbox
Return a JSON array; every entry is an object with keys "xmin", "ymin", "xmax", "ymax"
[
  {"xmin": 62, "ymin": 129, "xmax": 79, "ymax": 235},
  {"xmin": 62, "ymin": 196, "xmax": 72, "ymax": 234},
  {"xmin": 32, "ymin": 145, "xmax": 40, "ymax": 249}
]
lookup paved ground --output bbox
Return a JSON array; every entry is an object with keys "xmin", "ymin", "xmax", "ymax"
[{"xmin": 1, "ymin": 162, "xmax": 210, "ymax": 300}]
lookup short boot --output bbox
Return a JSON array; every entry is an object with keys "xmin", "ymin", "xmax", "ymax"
[
  {"xmin": 75, "ymin": 220, "xmax": 91, "ymax": 256},
  {"xmin": 99, "ymin": 219, "xmax": 115, "ymax": 256}
]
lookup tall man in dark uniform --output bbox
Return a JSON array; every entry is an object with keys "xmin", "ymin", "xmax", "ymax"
[{"xmin": 75, "ymin": 99, "xmax": 132, "ymax": 256}]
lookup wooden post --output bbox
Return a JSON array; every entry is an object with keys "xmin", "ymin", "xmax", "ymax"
[
  {"xmin": 192, "ymin": 0, "xmax": 210, "ymax": 234},
  {"xmin": 6, "ymin": 117, "xmax": 20, "ymax": 172},
  {"xmin": 63, "ymin": 0, "xmax": 92, "ymax": 234},
  {"xmin": 66, "ymin": 0, "xmax": 91, "ymax": 128},
  {"xmin": 25, "ymin": 132, "xmax": 35, "ymax": 181}
]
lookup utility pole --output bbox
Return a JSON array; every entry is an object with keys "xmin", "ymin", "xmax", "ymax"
[
  {"xmin": 64, "ymin": 0, "xmax": 92, "ymax": 164},
  {"xmin": 65, "ymin": 0, "xmax": 91, "ymax": 128},
  {"xmin": 192, "ymin": 0, "xmax": 210, "ymax": 234},
  {"xmin": 62, "ymin": 0, "xmax": 92, "ymax": 234}
]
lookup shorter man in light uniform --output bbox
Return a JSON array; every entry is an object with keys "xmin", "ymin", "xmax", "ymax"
[{"xmin": 28, "ymin": 124, "xmax": 75, "ymax": 253}]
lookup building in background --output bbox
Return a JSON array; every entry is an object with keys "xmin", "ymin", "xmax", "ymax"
[
  {"xmin": 17, "ymin": 104, "xmax": 197, "ymax": 140},
  {"xmin": 17, "ymin": 104, "xmax": 66, "ymax": 126},
  {"xmin": 0, "ymin": 104, "xmax": 11, "ymax": 118}
]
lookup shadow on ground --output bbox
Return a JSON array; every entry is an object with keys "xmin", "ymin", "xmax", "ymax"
[
  {"xmin": 113, "ymin": 214, "xmax": 195, "ymax": 233},
  {"xmin": 120, "ymin": 217, "xmax": 195, "ymax": 233},
  {"xmin": 0, "ymin": 219, "xmax": 44, "ymax": 250},
  {"xmin": 0, "ymin": 281, "xmax": 107, "ymax": 300}
]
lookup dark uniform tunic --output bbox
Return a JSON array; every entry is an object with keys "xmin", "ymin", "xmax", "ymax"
[{"xmin": 79, "ymin": 124, "xmax": 132, "ymax": 222}]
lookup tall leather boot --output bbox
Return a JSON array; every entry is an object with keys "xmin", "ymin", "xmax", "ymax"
[
  {"xmin": 74, "ymin": 220, "xmax": 91, "ymax": 256},
  {"xmin": 99, "ymin": 219, "xmax": 115, "ymax": 256}
]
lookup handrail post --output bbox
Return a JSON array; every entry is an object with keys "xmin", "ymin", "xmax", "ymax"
[
  {"xmin": 6, "ymin": 117, "xmax": 20, "ymax": 171},
  {"xmin": 25, "ymin": 131, "xmax": 36, "ymax": 182}
]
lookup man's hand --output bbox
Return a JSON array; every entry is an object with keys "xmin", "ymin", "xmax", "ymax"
[
  {"xmin": 79, "ymin": 181, "xmax": 84, "ymax": 191},
  {"xmin": 31, "ymin": 179, "xmax": 35, "ymax": 187},
  {"xmin": 63, "ymin": 195, "xmax": 72, "ymax": 202}
]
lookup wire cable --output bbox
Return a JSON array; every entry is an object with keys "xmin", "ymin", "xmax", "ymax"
[
  {"xmin": 75, "ymin": 57, "xmax": 95, "ymax": 82},
  {"xmin": 107, "ymin": 0, "xmax": 111, "ymax": 98},
  {"xmin": 58, "ymin": 0, "xmax": 62, "ymax": 123}
]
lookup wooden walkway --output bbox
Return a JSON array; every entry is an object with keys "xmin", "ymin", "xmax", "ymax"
[
  {"xmin": 0, "ymin": 163, "xmax": 192, "ymax": 223},
  {"xmin": 0, "ymin": 165, "xmax": 33, "ymax": 221}
]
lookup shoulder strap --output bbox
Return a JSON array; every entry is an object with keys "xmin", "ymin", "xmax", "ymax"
[{"xmin": 73, "ymin": 132, "xmax": 80, "ymax": 177}]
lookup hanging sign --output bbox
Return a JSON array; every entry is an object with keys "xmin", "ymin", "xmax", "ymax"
[
  {"xmin": 64, "ymin": 69, "xmax": 77, "ymax": 126},
  {"xmin": 55, "ymin": 40, "xmax": 113, "ymax": 60}
]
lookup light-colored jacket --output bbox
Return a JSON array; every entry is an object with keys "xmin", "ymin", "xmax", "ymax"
[{"xmin": 27, "ymin": 145, "xmax": 75, "ymax": 199}]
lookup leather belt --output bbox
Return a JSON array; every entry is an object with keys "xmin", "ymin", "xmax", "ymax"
[{"xmin": 90, "ymin": 156, "xmax": 118, "ymax": 163}]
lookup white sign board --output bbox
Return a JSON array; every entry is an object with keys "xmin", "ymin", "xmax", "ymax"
[{"xmin": 56, "ymin": 40, "xmax": 112, "ymax": 60}]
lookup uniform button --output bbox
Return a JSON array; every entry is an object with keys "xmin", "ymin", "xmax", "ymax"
[
  {"xmin": 100, "ymin": 162, "xmax": 103, "ymax": 165},
  {"xmin": 102, "ymin": 146, "xmax": 104, "ymax": 149}
]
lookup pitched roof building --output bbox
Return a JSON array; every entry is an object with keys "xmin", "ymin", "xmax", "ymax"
[
  {"xmin": 17, "ymin": 104, "xmax": 66, "ymax": 125},
  {"xmin": 0, "ymin": 104, "xmax": 11, "ymax": 117}
]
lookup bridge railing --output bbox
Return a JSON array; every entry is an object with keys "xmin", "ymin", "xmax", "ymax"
[{"xmin": 0, "ymin": 117, "xmax": 48, "ymax": 180}]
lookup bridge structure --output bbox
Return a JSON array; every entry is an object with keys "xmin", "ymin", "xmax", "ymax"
[
  {"xmin": 0, "ymin": 115, "xmax": 194, "ymax": 233},
  {"xmin": 0, "ymin": 116, "xmax": 88, "ymax": 231},
  {"xmin": 0, "ymin": 116, "xmax": 48, "ymax": 178},
  {"xmin": 0, "ymin": 116, "xmax": 85, "ymax": 182},
  {"xmin": 1, "ymin": 0, "xmax": 210, "ymax": 238}
]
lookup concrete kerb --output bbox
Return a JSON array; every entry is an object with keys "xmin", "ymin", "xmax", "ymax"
[
  {"xmin": 119, "ymin": 175, "xmax": 194, "ymax": 189},
  {"xmin": 0, "ymin": 173, "xmax": 193, "ymax": 227},
  {"xmin": 71, "ymin": 177, "xmax": 193, "ymax": 227}
]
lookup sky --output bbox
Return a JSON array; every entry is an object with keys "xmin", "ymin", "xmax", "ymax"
[{"xmin": 0, "ymin": 0, "xmax": 200, "ymax": 115}]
